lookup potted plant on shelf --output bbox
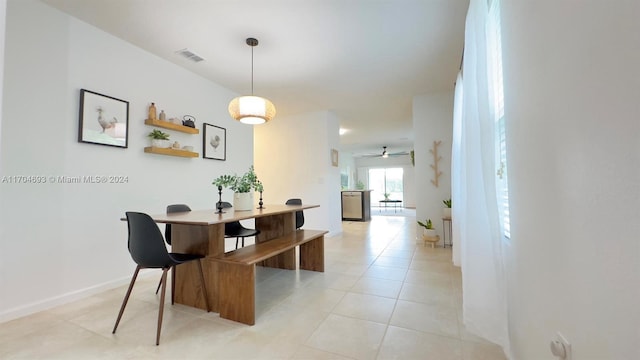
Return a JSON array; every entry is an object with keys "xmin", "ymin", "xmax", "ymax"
[
  {"xmin": 212, "ymin": 166, "xmax": 262, "ymax": 211},
  {"xmin": 443, "ymin": 198, "xmax": 452, "ymax": 218},
  {"xmin": 148, "ymin": 129, "xmax": 170, "ymax": 148},
  {"xmin": 384, "ymin": 193, "xmax": 390, "ymax": 200}
]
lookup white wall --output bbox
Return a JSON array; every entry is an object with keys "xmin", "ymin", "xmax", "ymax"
[
  {"xmin": 254, "ymin": 110, "xmax": 342, "ymax": 236},
  {"xmin": 354, "ymin": 155, "xmax": 416, "ymax": 208},
  {"xmin": 0, "ymin": 0, "xmax": 254, "ymax": 321},
  {"xmin": 502, "ymin": 1, "xmax": 640, "ymax": 359},
  {"xmin": 412, "ymin": 91, "xmax": 454, "ymax": 244}
]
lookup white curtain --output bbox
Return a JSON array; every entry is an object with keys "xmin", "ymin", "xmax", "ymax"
[
  {"xmin": 451, "ymin": 72, "xmax": 463, "ymax": 267},
  {"xmin": 452, "ymin": 0, "xmax": 510, "ymax": 354}
]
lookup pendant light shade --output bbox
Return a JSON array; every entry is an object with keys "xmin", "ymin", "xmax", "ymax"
[
  {"xmin": 229, "ymin": 38, "xmax": 276, "ymax": 124},
  {"xmin": 228, "ymin": 95, "xmax": 276, "ymax": 125}
]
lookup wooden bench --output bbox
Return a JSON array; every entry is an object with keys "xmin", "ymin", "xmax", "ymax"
[{"xmin": 212, "ymin": 229, "xmax": 327, "ymax": 325}]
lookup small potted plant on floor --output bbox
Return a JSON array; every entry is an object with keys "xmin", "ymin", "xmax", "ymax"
[
  {"xmin": 443, "ymin": 198, "xmax": 452, "ymax": 218},
  {"xmin": 417, "ymin": 218, "xmax": 438, "ymax": 247},
  {"xmin": 148, "ymin": 129, "xmax": 170, "ymax": 148}
]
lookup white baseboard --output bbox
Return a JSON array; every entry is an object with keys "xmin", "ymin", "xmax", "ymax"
[{"xmin": 0, "ymin": 270, "xmax": 159, "ymax": 324}]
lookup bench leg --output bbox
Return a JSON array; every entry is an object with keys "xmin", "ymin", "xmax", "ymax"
[
  {"xmin": 218, "ymin": 262, "xmax": 255, "ymax": 325},
  {"xmin": 261, "ymin": 249, "xmax": 296, "ymax": 270},
  {"xmin": 300, "ymin": 236, "xmax": 324, "ymax": 272}
]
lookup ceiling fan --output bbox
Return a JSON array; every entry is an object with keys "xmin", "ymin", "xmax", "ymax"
[{"xmin": 361, "ymin": 146, "xmax": 410, "ymax": 158}]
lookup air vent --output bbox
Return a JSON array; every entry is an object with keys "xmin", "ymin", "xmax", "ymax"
[{"xmin": 175, "ymin": 48, "xmax": 204, "ymax": 63}]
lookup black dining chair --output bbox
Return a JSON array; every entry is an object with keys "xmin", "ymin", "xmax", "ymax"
[
  {"xmin": 155, "ymin": 204, "xmax": 192, "ymax": 295},
  {"xmin": 113, "ymin": 212, "xmax": 210, "ymax": 345},
  {"xmin": 285, "ymin": 198, "xmax": 305, "ymax": 229},
  {"xmin": 218, "ymin": 201, "xmax": 260, "ymax": 249}
]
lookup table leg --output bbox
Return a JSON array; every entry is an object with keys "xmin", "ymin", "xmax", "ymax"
[
  {"xmin": 171, "ymin": 223, "xmax": 224, "ymax": 313},
  {"xmin": 255, "ymin": 212, "xmax": 296, "ymax": 269}
]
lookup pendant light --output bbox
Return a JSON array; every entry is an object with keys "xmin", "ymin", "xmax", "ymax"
[{"xmin": 228, "ymin": 38, "xmax": 276, "ymax": 124}]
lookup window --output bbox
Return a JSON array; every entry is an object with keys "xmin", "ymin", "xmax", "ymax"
[
  {"xmin": 368, "ymin": 168, "xmax": 404, "ymax": 203},
  {"xmin": 488, "ymin": 0, "xmax": 510, "ymax": 238}
]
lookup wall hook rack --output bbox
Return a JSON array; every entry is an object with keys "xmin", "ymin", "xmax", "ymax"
[{"xmin": 430, "ymin": 140, "xmax": 443, "ymax": 187}]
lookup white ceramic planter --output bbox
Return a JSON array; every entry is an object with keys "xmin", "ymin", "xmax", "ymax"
[
  {"xmin": 151, "ymin": 139, "xmax": 170, "ymax": 148},
  {"xmin": 423, "ymin": 228, "xmax": 437, "ymax": 237},
  {"xmin": 233, "ymin": 192, "xmax": 254, "ymax": 211},
  {"xmin": 421, "ymin": 228, "xmax": 439, "ymax": 247},
  {"xmin": 443, "ymin": 208, "xmax": 452, "ymax": 218}
]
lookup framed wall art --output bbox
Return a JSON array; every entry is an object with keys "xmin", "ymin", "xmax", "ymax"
[
  {"xmin": 331, "ymin": 148, "xmax": 339, "ymax": 167},
  {"xmin": 78, "ymin": 89, "xmax": 129, "ymax": 148},
  {"xmin": 203, "ymin": 123, "xmax": 226, "ymax": 161}
]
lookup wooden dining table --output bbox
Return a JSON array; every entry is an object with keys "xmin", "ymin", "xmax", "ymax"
[{"xmin": 141, "ymin": 204, "xmax": 321, "ymax": 316}]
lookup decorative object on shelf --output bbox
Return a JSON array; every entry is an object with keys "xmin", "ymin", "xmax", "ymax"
[
  {"xmin": 182, "ymin": 145, "xmax": 194, "ymax": 151},
  {"xmin": 148, "ymin": 102, "xmax": 157, "ymax": 121},
  {"xmin": 215, "ymin": 186, "xmax": 225, "ymax": 214},
  {"xmin": 148, "ymin": 129, "xmax": 170, "ymax": 148},
  {"xmin": 355, "ymin": 180, "xmax": 365, "ymax": 190},
  {"xmin": 228, "ymin": 37, "xmax": 276, "ymax": 125},
  {"xmin": 172, "ymin": 141, "xmax": 181, "ymax": 149},
  {"xmin": 384, "ymin": 193, "xmax": 390, "ymax": 200},
  {"xmin": 78, "ymin": 89, "xmax": 129, "ymax": 148},
  {"xmin": 212, "ymin": 166, "xmax": 262, "ymax": 211},
  {"xmin": 256, "ymin": 181, "xmax": 264, "ymax": 209},
  {"xmin": 331, "ymin": 149, "xmax": 339, "ymax": 167},
  {"xmin": 182, "ymin": 115, "xmax": 196, "ymax": 128},
  {"xmin": 203, "ymin": 123, "xmax": 226, "ymax": 161},
  {"xmin": 443, "ymin": 198, "xmax": 452, "ymax": 218},
  {"xmin": 430, "ymin": 140, "xmax": 443, "ymax": 187},
  {"xmin": 159, "ymin": 110, "xmax": 166, "ymax": 121}
]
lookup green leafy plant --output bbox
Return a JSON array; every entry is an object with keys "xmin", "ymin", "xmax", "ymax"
[
  {"xmin": 148, "ymin": 129, "xmax": 170, "ymax": 140},
  {"xmin": 417, "ymin": 218, "xmax": 434, "ymax": 229},
  {"xmin": 213, "ymin": 166, "xmax": 262, "ymax": 193},
  {"xmin": 355, "ymin": 180, "xmax": 365, "ymax": 190},
  {"xmin": 384, "ymin": 192, "xmax": 390, "ymax": 199},
  {"xmin": 443, "ymin": 198, "xmax": 452, "ymax": 208}
]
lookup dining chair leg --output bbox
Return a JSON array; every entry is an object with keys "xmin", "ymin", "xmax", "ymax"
[
  {"xmin": 171, "ymin": 265, "xmax": 175, "ymax": 305},
  {"xmin": 235, "ymin": 237, "xmax": 239, "ymax": 249},
  {"xmin": 196, "ymin": 259, "xmax": 210, "ymax": 312},
  {"xmin": 112, "ymin": 265, "xmax": 141, "ymax": 334},
  {"xmin": 155, "ymin": 277, "xmax": 162, "ymax": 294},
  {"xmin": 242, "ymin": 238, "xmax": 245, "ymax": 247},
  {"xmin": 156, "ymin": 267, "xmax": 169, "ymax": 346}
]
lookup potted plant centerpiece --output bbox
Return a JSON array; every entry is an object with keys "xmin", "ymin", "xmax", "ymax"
[
  {"xmin": 148, "ymin": 129, "xmax": 170, "ymax": 148},
  {"xmin": 443, "ymin": 198, "xmax": 452, "ymax": 218},
  {"xmin": 212, "ymin": 166, "xmax": 262, "ymax": 211}
]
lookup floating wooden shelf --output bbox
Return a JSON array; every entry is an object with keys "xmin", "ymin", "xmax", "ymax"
[
  {"xmin": 144, "ymin": 119, "xmax": 199, "ymax": 134},
  {"xmin": 144, "ymin": 147, "xmax": 199, "ymax": 158}
]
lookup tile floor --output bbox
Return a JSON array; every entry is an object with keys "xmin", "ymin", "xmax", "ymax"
[{"xmin": 0, "ymin": 213, "xmax": 507, "ymax": 359}]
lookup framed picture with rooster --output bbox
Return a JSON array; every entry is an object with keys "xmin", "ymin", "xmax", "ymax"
[{"xmin": 78, "ymin": 89, "xmax": 129, "ymax": 148}]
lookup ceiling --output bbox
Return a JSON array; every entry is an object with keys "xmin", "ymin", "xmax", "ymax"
[{"xmin": 41, "ymin": 0, "xmax": 468, "ymax": 157}]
